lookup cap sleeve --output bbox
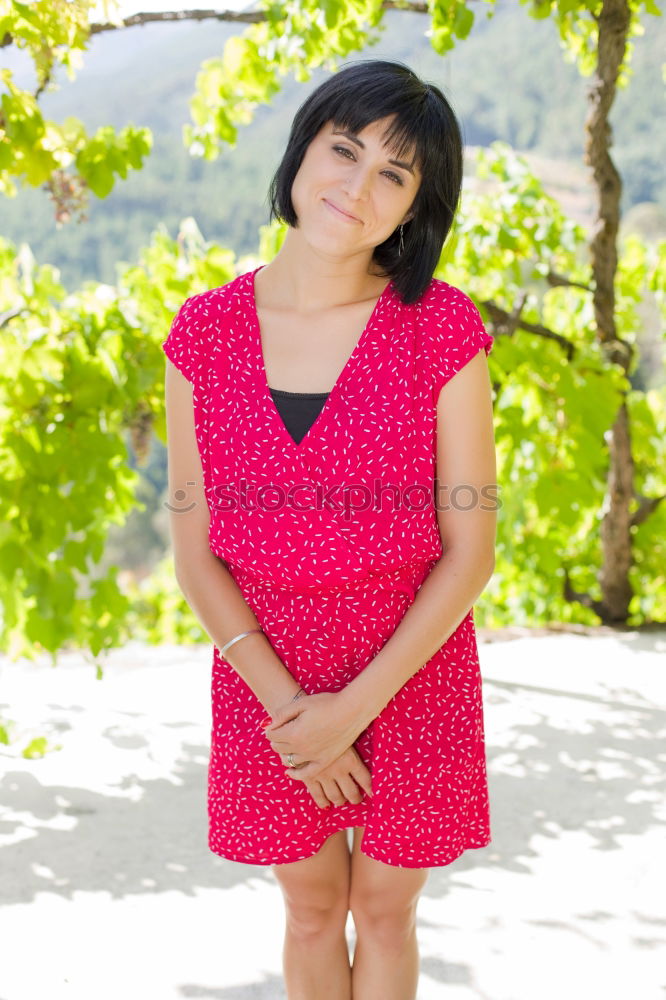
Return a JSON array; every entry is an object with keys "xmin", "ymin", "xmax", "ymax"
[
  {"xmin": 162, "ymin": 293, "xmax": 209, "ymax": 389},
  {"xmin": 419, "ymin": 280, "xmax": 494, "ymax": 403}
]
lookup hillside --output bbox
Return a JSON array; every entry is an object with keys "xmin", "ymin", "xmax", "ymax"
[{"xmin": 1, "ymin": 3, "xmax": 664, "ymax": 290}]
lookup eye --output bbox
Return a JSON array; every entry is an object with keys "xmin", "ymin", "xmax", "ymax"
[{"xmin": 333, "ymin": 146, "xmax": 404, "ymax": 186}]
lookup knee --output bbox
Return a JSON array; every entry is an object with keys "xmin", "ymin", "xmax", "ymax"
[
  {"xmin": 284, "ymin": 895, "xmax": 349, "ymax": 941},
  {"xmin": 349, "ymin": 893, "xmax": 418, "ymax": 951},
  {"xmin": 279, "ymin": 873, "xmax": 350, "ymax": 941}
]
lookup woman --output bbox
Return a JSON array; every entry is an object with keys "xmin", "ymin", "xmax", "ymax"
[{"xmin": 163, "ymin": 59, "xmax": 496, "ymax": 1000}]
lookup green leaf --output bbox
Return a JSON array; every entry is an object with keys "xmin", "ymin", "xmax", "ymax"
[{"xmin": 22, "ymin": 737, "xmax": 49, "ymax": 759}]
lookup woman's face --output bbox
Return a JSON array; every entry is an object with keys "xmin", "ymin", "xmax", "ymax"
[{"xmin": 290, "ymin": 116, "xmax": 421, "ymax": 259}]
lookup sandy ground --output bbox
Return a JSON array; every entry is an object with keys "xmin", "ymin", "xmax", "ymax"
[{"xmin": 0, "ymin": 627, "xmax": 664, "ymax": 1000}]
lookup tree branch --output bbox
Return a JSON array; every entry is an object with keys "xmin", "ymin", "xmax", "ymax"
[
  {"xmin": 480, "ymin": 298, "xmax": 576, "ymax": 359},
  {"xmin": 1, "ymin": 2, "xmax": 431, "ymax": 47},
  {"xmin": 630, "ymin": 492, "xmax": 666, "ymax": 528},
  {"xmin": 89, "ymin": 7, "xmax": 265, "ymax": 36},
  {"xmin": 546, "ymin": 270, "xmax": 592, "ymax": 293},
  {"xmin": 562, "ymin": 566, "xmax": 605, "ymax": 619},
  {"xmin": 0, "ymin": 307, "xmax": 31, "ymax": 329}
]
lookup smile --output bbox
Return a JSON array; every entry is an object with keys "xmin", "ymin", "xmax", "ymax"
[{"xmin": 323, "ymin": 199, "xmax": 360, "ymax": 223}]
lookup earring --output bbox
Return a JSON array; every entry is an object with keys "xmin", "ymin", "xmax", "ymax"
[{"xmin": 398, "ymin": 223, "xmax": 404, "ymax": 256}]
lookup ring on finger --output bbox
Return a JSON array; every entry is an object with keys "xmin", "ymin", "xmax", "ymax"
[{"xmin": 286, "ymin": 753, "xmax": 308, "ymax": 770}]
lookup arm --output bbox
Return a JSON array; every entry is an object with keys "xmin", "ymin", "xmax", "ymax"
[
  {"xmin": 165, "ymin": 358, "xmax": 302, "ymax": 716},
  {"xmin": 339, "ymin": 348, "xmax": 497, "ymax": 731}
]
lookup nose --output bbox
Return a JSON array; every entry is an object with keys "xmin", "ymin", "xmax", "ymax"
[{"xmin": 341, "ymin": 162, "xmax": 372, "ymax": 202}]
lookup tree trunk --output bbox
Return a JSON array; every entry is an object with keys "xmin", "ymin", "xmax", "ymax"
[
  {"xmin": 583, "ymin": 0, "xmax": 634, "ymax": 623},
  {"xmin": 599, "ymin": 404, "xmax": 635, "ymax": 620}
]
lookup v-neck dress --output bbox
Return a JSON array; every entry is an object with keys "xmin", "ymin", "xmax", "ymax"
[{"xmin": 162, "ymin": 264, "xmax": 494, "ymax": 869}]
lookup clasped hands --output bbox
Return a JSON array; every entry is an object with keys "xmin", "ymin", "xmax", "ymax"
[{"xmin": 262, "ymin": 691, "xmax": 373, "ymax": 806}]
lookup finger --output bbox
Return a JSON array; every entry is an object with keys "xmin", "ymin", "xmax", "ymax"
[
  {"xmin": 268, "ymin": 733, "xmax": 302, "ymax": 753},
  {"xmin": 333, "ymin": 774, "xmax": 364, "ymax": 806},
  {"xmin": 265, "ymin": 705, "xmax": 305, "ymax": 733},
  {"xmin": 265, "ymin": 729, "xmax": 293, "ymax": 746},
  {"xmin": 285, "ymin": 766, "xmax": 309, "ymax": 780},
  {"xmin": 305, "ymin": 780, "xmax": 332, "ymax": 810},
  {"xmin": 268, "ymin": 736, "xmax": 294, "ymax": 753},
  {"xmin": 353, "ymin": 768, "xmax": 373, "ymax": 798},
  {"xmin": 319, "ymin": 779, "xmax": 348, "ymax": 807},
  {"xmin": 265, "ymin": 721, "xmax": 292, "ymax": 734},
  {"xmin": 285, "ymin": 762, "xmax": 318, "ymax": 780},
  {"xmin": 281, "ymin": 754, "xmax": 309, "ymax": 770}
]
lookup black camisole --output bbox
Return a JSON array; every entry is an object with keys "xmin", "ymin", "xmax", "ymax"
[{"xmin": 269, "ymin": 387, "xmax": 330, "ymax": 445}]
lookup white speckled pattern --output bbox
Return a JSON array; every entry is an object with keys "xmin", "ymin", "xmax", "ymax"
[{"xmin": 162, "ymin": 265, "xmax": 494, "ymax": 868}]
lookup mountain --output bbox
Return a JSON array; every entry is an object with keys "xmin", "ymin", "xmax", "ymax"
[{"xmin": 1, "ymin": 3, "xmax": 663, "ymax": 290}]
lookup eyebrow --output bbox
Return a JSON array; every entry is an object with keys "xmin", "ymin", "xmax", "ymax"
[{"xmin": 331, "ymin": 129, "xmax": 416, "ymax": 176}]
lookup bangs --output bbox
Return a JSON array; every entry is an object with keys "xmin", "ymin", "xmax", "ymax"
[{"xmin": 328, "ymin": 105, "xmax": 423, "ymax": 173}]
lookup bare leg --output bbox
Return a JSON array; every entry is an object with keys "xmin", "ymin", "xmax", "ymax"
[
  {"xmin": 349, "ymin": 827, "xmax": 429, "ymax": 1000},
  {"xmin": 272, "ymin": 829, "xmax": 352, "ymax": 1000}
]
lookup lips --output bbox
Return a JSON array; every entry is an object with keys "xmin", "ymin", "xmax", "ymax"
[{"xmin": 323, "ymin": 198, "xmax": 360, "ymax": 223}]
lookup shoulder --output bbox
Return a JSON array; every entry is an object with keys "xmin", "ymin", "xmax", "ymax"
[
  {"xmin": 167, "ymin": 270, "xmax": 250, "ymax": 347},
  {"xmin": 173, "ymin": 272, "xmax": 244, "ymax": 323},
  {"xmin": 162, "ymin": 274, "xmax": 246, "ymax": 387},
  {"xmin": 413, "ymin": 277, "xmax": 485, "ymax": 332},
  {"xmin": 411, "ymin": 278, "xmax": 493, "ymax": 398}
]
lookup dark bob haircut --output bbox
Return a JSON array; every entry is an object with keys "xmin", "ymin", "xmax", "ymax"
[{"xmin": 267, "ymin": 59, "xmax": 464, "ymax": 305}]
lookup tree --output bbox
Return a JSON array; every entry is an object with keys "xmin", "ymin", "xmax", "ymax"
[{"xmin": 0, "ymin": 0, "xmax": 664, "ymax": 677}]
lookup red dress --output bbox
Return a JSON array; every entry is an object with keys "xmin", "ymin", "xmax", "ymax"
[{"xmin": 162, "ymin": 265, "xmax": 494, "ymax": 868}]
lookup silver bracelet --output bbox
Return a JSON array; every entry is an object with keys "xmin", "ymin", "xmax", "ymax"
[{"xmin": 219, "ymin": 628, "xmax": 264, "ymax": 659}]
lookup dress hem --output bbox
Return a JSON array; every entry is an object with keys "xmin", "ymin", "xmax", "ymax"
[{"xmin": 208, "ymin": 830, "xmax": 492, "ymax": 869}]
